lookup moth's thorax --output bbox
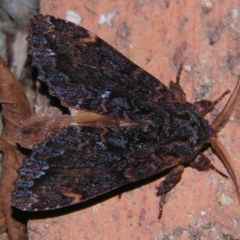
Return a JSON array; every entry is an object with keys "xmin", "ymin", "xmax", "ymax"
[{"xmin": 139, "ymin": 101, "xmax": 214, "ymax": 164}]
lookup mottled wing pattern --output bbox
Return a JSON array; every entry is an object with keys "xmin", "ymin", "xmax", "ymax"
[
  {"xmin": 13, "ymin": 101, "xmax": 213, "ymax": 210},
  {"xmin": 13, "ymin": 125, "xmax": 181, "ymax": 210},
  {"xmin": 28, "ymin": 14, "xmax": 176, "ymax": 121},
  {"xmin": 12, "ymin": 15, "xmax": 213, "ymax": 211}
]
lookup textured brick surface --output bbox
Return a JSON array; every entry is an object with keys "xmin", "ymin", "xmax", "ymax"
[{"xmin": 28, "ymin": 0, "xmax": 240, "ymax": 239}]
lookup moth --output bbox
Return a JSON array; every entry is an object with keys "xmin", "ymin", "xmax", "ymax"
[{"xmin": 12, "ymin": 14, "xmax": 240, "ymax": 218}]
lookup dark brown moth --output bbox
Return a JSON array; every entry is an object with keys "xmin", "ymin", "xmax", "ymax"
[{"xmin": 12, "ymin": 14, "xmax": 240, "ymax": 218}]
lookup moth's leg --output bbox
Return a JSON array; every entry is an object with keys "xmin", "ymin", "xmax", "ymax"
[
  {"xmin": 156, "ymin": 165, "xmax": 184, "ymax": 219},
  {"xmin": 169, "ymin": 82, "xmax": 186, "ymax": 102},
  {"xmin": 176, "ymin": 62, "xmax": 184, "ymax": 85},
  {"xmin": 212, "ymin": 90, "xmax": 231, "ymax": 106},
  {"xmin": 194, "ymin": 90, "xmax": 230, "ymax": 116},
  {"xmin": 169, "ymin": 63, "xmax": 186, "ymax": 102},
  {"xmin": 190, "ymin": 153, "xmax": 228, "ymax": 178}
]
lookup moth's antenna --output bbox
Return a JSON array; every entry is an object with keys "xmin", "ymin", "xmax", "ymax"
[
  {"xmin": 210, "ymin": 77, "xmax": 240, "ymax": 203},
  {"xmin": 210, "ymin": 137, "xmax": 240, "ymax": 202},
  {"xmin": 212, "ymin": 77, "xmax": 240, "ymax": 130}
]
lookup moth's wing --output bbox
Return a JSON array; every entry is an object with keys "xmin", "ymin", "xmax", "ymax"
[
  {"xmin": 28, "ymin": 14, "xmax": 176, "ymax": 121},
  {"xmin": 12, "ymin": 125, "xmax": 181, "ymax": 211}
]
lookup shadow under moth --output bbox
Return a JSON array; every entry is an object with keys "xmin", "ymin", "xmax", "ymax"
[{"xmin": 12, "ymin": 14, "xmax": 240, "ymax": 218}]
